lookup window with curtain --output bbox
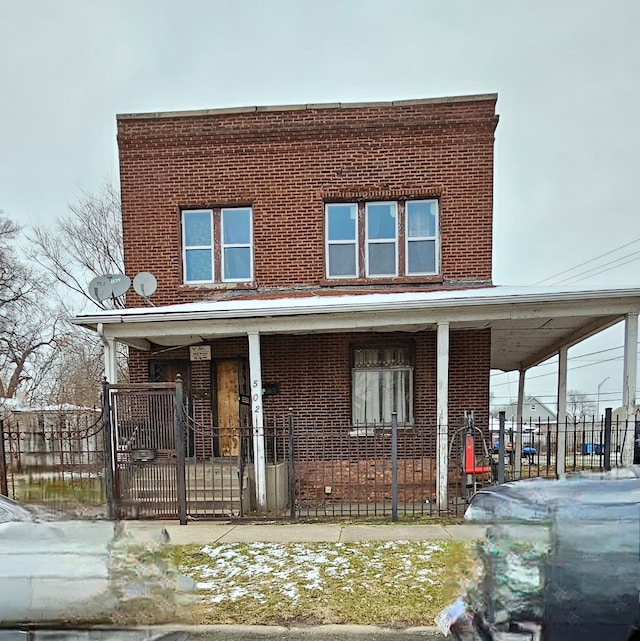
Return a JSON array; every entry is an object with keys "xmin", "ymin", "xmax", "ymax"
[{"xmin": 352, "ymin": 346, "xmax": 413, "ymax": 426}]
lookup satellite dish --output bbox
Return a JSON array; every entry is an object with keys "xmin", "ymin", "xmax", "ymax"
[
  {"xmin": 133, "ymin": 272, "xmax": 158, "ymax": 298},
  {"xmin": 107, "ymin": 274, "xmax": 131, "ymax": 298},
  {"xmin": 88, "ymin": 276, "xmax": 112, "ymax": 302}
]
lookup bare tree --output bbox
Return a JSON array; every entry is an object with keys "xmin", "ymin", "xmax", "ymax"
[
  {"xmin": 26, "ymin": 182, "xmax": 125, "ymax": 310},
  {"xmin": 0, "ymin": 213, "xmax": 37, "ymax": 313},
  {"xmin": 0, "ymin": 306, "xmax": 64, "ymax": 400},
  {"xmin": 567, "ymin": 389, "xmax": 597, "ymax": 422},
  {"xmin": 0, "ymin": 211, "xmax": 70, "ymax": 401}
]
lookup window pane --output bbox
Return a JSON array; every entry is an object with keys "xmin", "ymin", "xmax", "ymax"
[
  {"xmin": 224, "ymin": 247, "xmax": 251, "ymax": 280},
  {"xmin": 185, "ymin": 249, "xmax": 212, "ymax": 281},
  {"xmin": 222, "ymin": 208, "xmax": 251, "ymax": 244},
  {"xmin": 353, "ymin": 368, "xmax": 411, "ymax": 425},
  {"xmin": 327, "ymin": 204, "xmax": 356, "ymax": 241},
  {"xmin": 407, "ymin": 201, "xmax": 437, "ymax": 238},
  {"xmin": 184, "ymin": 211, "xmax": 212, "ymax": 246},
  {"xmin": 368, "ymin": 242, "xmax": 396, "ymax": 276},
  {"xmin": 328, "ymin": 244, "xmax": 356, "ymax": 277},
  {"xmin": 407, "ymin": 240, "xmax": 436, "ymax": 274},
  {"xmin": 367, "ymin": 203, "xmax": 396, "ymax": 239}
]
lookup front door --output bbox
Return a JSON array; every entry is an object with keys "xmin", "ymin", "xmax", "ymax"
[
  {"xmin": 150, "ymin": 360, "xmax": 194, "ymax": 456},
  {"xmin": 215, "ymin": 358, "xmax": 251, "ymax": 457}
]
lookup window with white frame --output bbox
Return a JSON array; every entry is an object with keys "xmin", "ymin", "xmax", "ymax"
[
  {"xmin": 182, "ymin": 209, "xmax": 214, "ymax": 283},
  {"xmin": 221, "ymin": 207, "xmax": 253, "ymax": 281},
  {"xmin": 325, "ymin": 199, "xmax": 439, "ymax": 279},
  {"xmin": 182, "ymin": 207, "xmax": 253, "ymax": 284},
  {"xmin": 366, "ymin": 202, "xmax": 398, "ymax": 277},
  {"xmin": 352, "ymin": 346, "xmax": 413, "ymax": 426},
  {"xmin": 326, "ymin": 203, "xmax": 358, "ymax": 278},
  {"xmin": 406, "ymin": 199, "xmax": 438, "ymax": 275}
]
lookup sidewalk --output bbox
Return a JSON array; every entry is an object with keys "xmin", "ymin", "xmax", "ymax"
[{"xmin": 125, "ymin": 520, "xmax": 486, "ymax": 546}]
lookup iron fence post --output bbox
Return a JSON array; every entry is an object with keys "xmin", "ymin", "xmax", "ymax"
[
  {"xmin": 175, "ymin": 375, "xmax": 188, "ymax": 525},
  {"xmin": 604, "ymin": 407, "xmax": 612, "ymax": 471},
  {"xmin": 0, "ymin": 419, "xmax": 7, "ymax": 497},
  {"xmin": 391, "ymin": 412, "xmax": 398, "ymax": 522},
  {"xmin": 498, "ymin": 411, "xmax": 505, "ymax": 484},
  {"xmin": 288, "ymin": 413, "xmax": 295, "ymax": 522},
  {"xmin": 101, "ymin": 379, "xmax": 116, "ymax": 519}
]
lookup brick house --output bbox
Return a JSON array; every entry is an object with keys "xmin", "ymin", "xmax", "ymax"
[{"xmin": 74, "ymin": 94, "xmax": 640, "ymax": 515}]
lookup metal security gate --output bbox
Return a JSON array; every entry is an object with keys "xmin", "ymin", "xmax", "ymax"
[{"xmin": 107, "ymin": 380, "xmax": 186, "ymax": 522}]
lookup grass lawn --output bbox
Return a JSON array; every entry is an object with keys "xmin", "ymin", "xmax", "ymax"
[{"xmin": 172, "ymin": 539, "xmax": 472, "ymax": 627}]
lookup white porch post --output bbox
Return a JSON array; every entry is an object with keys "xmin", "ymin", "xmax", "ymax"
[
  {"xmin": 106, "ymin": 339, "xmax": 118, "ymax": 384},
  {"xmin": 622, "ymin": 313, "xmax": 638, "ymax": 466},
  {"xmin": 514, "ymin": 369, "xmax": 526, "ymax": 477},
  {"xmin": 437, "ymin": 322, "xmax": 450, "ymax": 511},
  {"xmin": 248, "ymin": 331, "xmax": 267, "ymax": 510},
  {"xmin": 556, "ymin": 347, "xmax": 568, "ymax": 475},
  {"xmin": 98, "ymin": 323, "xmax": 118, "ymax": 384}
]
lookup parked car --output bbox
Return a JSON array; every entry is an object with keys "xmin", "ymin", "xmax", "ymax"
[
  {"xmin": 0, "ymin": 495, "xmax": 190, "ymax": 625},
  {"xmin": 439, "ymin": 469, "xmax": 640, "ymax": 641}
]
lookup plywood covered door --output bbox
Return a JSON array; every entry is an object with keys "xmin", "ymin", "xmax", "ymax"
[{"xmin": 216, "ymin": 360, "xmax": 240, "ymax": 456}]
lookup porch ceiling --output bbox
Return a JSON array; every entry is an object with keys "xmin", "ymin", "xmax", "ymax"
[{"xmin": 72, "ymin": 285, "xmax": 640, "ymax": 373}]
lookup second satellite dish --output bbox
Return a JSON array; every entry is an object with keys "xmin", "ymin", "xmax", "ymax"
[
  {"xmin": 133, "ymin": 272, "xmax": 158, "ymax": 298},
  {"xmin": 108, "ymin": 274, "xmax": 131, "ymax": 298}
]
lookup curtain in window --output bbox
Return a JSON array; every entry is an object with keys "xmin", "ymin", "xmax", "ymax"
[{"xmin": 353, "ymin": 368, "xmax": 411, "ymax": 425}]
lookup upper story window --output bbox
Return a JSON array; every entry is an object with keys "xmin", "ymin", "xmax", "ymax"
[
  {"xmin": 182, "ymin": 207, "xmax": 253, "ymax": 284},
  {"xmin": 325, "ymin": 199, "xmax": 439, "ymax": 279}
]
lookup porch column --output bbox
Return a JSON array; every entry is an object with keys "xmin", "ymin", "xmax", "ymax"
[
  {"xmin": 622, "ymin": 313, "xmax": 638, "ymax": 466},
  {"xmin": 436, "ymin": 322, "xmax": 449, "ymax": 511},
  {"xmin": 98, "ymin": 323, "xmax": 118, "ymax": 384},
  {"xmin": 556, "ymin": 347, "xmax": 568, "ymax": 475},
  {"xmin": 248, "ymin": 331, "xmax": 267, "ymax": 510},
  {"xmin": 514, "ymin": 369, "xmax": 526, "ymax": 477}
]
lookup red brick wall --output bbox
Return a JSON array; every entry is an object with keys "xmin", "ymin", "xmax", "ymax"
[
  {"xmin": 118, "ymin": 96, "xmax": 498, "ymax": 306},
  {"xmin": 130, "ymin": 327, "xmax": 489, "ymax": 431}
]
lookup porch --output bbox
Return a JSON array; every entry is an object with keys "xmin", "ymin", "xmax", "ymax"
[{"xmin": 71, "ymin": 285, "xmax": 640, "ymax": 516}]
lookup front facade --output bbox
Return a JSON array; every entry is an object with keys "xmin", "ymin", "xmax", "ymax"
[
  {"xmin": 74, "ymin": 94, "xmax": 640, "ymax": 516},
  {"xmin": 118, "ymin": 95, "xmax": 498, "ymax": 440}
]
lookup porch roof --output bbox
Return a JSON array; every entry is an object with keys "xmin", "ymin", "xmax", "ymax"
[{"xmin": 71, "ymin": 285, "xmax": 640, "ymax": 372}]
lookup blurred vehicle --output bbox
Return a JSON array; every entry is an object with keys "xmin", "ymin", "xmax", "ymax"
[
  {"xmin": 438, "ymin": 469, "xmax": 640, "ymax": 641},
  {"xmin": 0, "ymin": 494, "xmax": 188, "ymax": 626}
]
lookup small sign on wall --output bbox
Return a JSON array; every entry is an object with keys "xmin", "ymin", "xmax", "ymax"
[{"xmin": 189, "ymin": 345, "xmax": 211, "ymax": 361}]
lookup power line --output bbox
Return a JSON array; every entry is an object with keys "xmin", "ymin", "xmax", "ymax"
[
  {"xmin": 534, "ymin": 236, "xmax": 640, "ymax": 285},
  {"xmin": 490, "ymin": 354, "xmax": 625, "ymax": 387},
  {"xmin": 490, "ymin": 344, "xmax": 627, "ymax": 376},
  {"xmin": 561, "ymin": 252, "xmax": 640, "ymax": 286}
]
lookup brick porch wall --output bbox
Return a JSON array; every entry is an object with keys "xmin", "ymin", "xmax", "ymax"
[{"xmin": 128, "ymin": 327, "xmax": 490, "ymax": 436}]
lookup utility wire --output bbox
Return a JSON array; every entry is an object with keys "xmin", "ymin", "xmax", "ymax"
[
  {"xmin": 560, "ymin": 252, "xmax": 640, "ymax": 286},
  {"xmin": 534, "ymin": 236, "xmax": 640, "ymax": 285},
  {"xmin": 491, "ymin": 354, "xmax": 625, "ymax": 387}
]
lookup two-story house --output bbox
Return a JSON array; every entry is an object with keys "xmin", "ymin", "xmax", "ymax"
[{"xmin": 74, "ymin": 94, "xmax": 640, "ymax": 517}]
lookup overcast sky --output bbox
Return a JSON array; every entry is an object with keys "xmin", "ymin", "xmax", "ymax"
[{"xmin": 1, "ymin": 0, "xmax": 639, "ymax": 411}]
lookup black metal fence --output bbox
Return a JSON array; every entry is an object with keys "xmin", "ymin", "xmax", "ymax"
[
  {"xmin": 0, "ymin": 411, "xmax": 106, "ymax": 517},
  {"xmin": 2, "ymin": 400, "xmax": 637, "ymax": 521}
]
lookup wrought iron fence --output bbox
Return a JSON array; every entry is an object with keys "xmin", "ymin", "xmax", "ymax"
[
  {"xmin": 2, "ymin": 400, "xmax": 637, "ymax": 522},
  {"xmin": 0, "ymin": 411, "xmax": 106, "ymax": 517}
]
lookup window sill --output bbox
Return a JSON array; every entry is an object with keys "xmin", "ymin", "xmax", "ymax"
[
  {"xmin": 320, "ymin": 275, "xmax": 444, "ymax": 287},
  {"xmin": 349, "ymin": 425, "xmax": 415, "ymax": 436},
  {"xmin": 179, "ymin": 281, "xmax": 256, "ymax": 291}
]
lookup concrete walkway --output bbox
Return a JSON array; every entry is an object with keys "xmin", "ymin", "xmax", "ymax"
[{"xmin": 124, "ymin": 520, "xmax": 485, "ymax": 546}]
